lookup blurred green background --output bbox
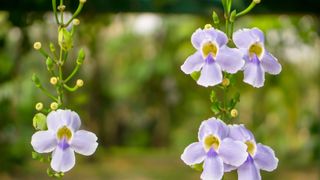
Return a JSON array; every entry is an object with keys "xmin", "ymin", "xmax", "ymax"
[{"xmin": 0, "ymin": 0, "xmax": 319, "ymax": 179}]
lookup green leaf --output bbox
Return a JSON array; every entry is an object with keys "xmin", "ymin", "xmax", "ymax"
[
  {"xmin": 190, "ymin": 71, "xmax": 200, "ymax": 81},
  {"xmin": 228, "ymin": 92, "xmax": 240, "ymax": 110},
  {"xmin": 33, "ymin": 113, "xmax": 47, "ymax": 130},
  {"xmin": 211, "ymin": 101, "xmax": 221, "ymax": 114}
]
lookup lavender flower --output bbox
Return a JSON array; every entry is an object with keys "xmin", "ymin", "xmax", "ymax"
[
  {"xmin": 233, "ymin": 28, "xmax": 282, "ymax": 88},
  {"xmin": 227, "ymin": 124, "xmax": 278, "ymax": 180},
  {"xmin": 31, "ymin": 109, "xmax": 98, "ymax": 172},
  {"xmin": 181, "ymin": 26, "xmax": 244, "ymax": 87},
  {"xmin": 181, "ymin": 118, "xmax": 247, "ymax": 180}
]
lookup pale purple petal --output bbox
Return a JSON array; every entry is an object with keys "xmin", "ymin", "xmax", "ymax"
[
  {"xmin": 205, "ymin": 28, "xmax": 228, "ymax": 46},
  {"xmin": 201, "ymin": 152, "xmax": 224, "ymax": 180},
  {"xmin": 65, "ymin": 110, "xmax": 81, "ymax": 131},
  {"xmin": 51, "ymin": 147, "xmax": 75, "ymax": 172},
  {"xmin": 216, "ymin": 46, "xmax": 244, "ymax": 73},
  {"xmin": 237, "ymin": 157, "xmax": 261, "ymax": 180},
  {"xmin": 228, "ymin": 124, "xmax": 255, "ymax": 142},
  {"xmin": 197, "ymin": 56, "xmax": 222, "ymax": 87},
  {"xmin": 31, "ymin": 130, "xmax": 57, "ymax": 153},
  {"xmin": 251, "ymin": 28, "xmax": 265, "ymax": 43},
  {"xmin": 181, "ymin": 142, "xmax": 206, "ymax": 165},
  {"xmin": 261, "ymin": 52, "xmax": 282, "ymax": 75},
  {"xmin": 233, "ymin": 28, "xmax": 259, "ymax": 49},
  {"xmin": 47, "ymin": 110, "xmax": 64, "ymax": 131},
  {"xmin": 243, "ymin": 56, "xmax": 265, "ymax": 88},
  {"xmin": 71, "ymin": 130, "xmax": 98, "ymax": 156},
  {"xmin": 224, "ymin": 163, "xmax": 237, "ymax": 172},
  {"xmin": 219, "ymin": 138, "xmax": 248, "ymax": 167},
  {"xmin": 198, "ymin": 118, "xmax": 228, "ymax": 142},
  {"xmin": 181, "ymin": 52, "xmax": 205, "ymax": 74},
  {"xmin": 191, "ymin": 28, "xmax": 205, "ymax": 49},
  {"xmin": 254, "ymin": 144, "xmax": 278, "ymax": 171}
]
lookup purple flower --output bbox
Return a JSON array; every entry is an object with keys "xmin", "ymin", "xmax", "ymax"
[
  {"xmin": 181, "ymin": 118, "xmax": 247, "ymax": 180},
  {"xmin": 227, "ymin": 124, "xmax": 278, "ymax": 180},
  {"xmin": 181, "ymin": 27, "xmax": 244, "ymax": 87},
  {"xmin": 31, "ymin": 109, "xmax": 98, "ymax": 172},
  {"xmin": 233, "ymin": 28, "xmax": 282, "ymax": 88}
]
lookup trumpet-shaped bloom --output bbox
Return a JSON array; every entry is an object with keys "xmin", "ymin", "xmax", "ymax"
[
  {"xmin": 181, "ymin": 118, "xmax": 247, "ymax": 180},
  {"xmin": 31, "ymin": 109, "xmax": 98, "ymax": 172},
  {"xmin": 181, "ymin": 27, "xmax": 244, "ymax": 87},
  {"xmin": 233, "ymin": 28, "xmax": 282, "ymax": 88},
  {"xmin": 227, "ymin": 124, "xmax": 278, "ymax": 180}
]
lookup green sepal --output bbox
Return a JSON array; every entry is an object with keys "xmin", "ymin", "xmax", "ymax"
[
  {"xmin": 210, "ymin": 90, "xmax": 216, "ymax": 103},
  {"xmin": 211, "ymin": 101, "xmax": 221, "ymax": 115},
  {"xmin": 228, "ymin": 92, "xmax": 240, "ymax": 110},
  {"xmin": 58, "ymin": 28, "xmax": 73, "ymax": 51},
  {"xmin": 49, "ymin": 42, "xmax": 56, "ymax": 53},
  {"xmin": 47, "ymin": 168, "xmax": 64, "ymax": 178},
  {"xmin": 230, "ymin": 10, "xmax": 237, "ymax": 22},
  {"xmin": 46, "ymin": 57, "xmax": 54, "ymax": 70},
  {"xmin": 212, "ymin": 11, "xmax": 220, "ymax": 25},
  {"xmin": 33, "ymin": 113, "xmax": 47, "ymax": 130},
  {"xmin": 191, "ymin": 163, "xmax": 203, "ymax": 172},
  {"xmin": 32, "ymin": 151, "xmax": 49, "ymax": 162},
  {"xmin": 190, "ymin": 71, "xmax": 200, "ymax": 81},
  {"xmin": 76, "ymin": 48, "xmax": 85, "ymax": 65},
  {"xmin": 32, "ymin": 73, "xmax": 41, "ymax": 88}
]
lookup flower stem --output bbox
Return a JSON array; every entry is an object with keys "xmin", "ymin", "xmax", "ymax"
[
  {"xmin": 236, "ymin": 0, "xmax": 257, "ymax": 17},
  {"xmin": 52, "ymin": 0, "xmax": 60, "ymax": 24},
  {"xmin": 64, "ymin": 2, "xmax": 84, "ymax": 27},
  {"xmin": 64, "ymin": 65, "xmax": 80, "ymax": 83}
]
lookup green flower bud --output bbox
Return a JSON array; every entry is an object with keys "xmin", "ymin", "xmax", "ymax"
[
  {"xmin": 33, "ymin": 113, "xmax": 47, "ymax": 130},
  {"xmin": 212, "ymin": 11, "xmax": 220, "ymax": 25},
  {"xmin": 32, "ymin": 73, "xmax": 41, "ymax": 88},
  {"xmin": 49, "ymin": 43, "xmax": 56, "ymax": 53},
  {"xmin": 76, "ymin": 48, "xmax": 85, "ymax": 65},
  {"xmin": 58, "ymin": 28, "xmax": 73, "ymax": 51},
  {"xmin": 46, "ymin": 57, "xmax": 54, "ymax": 70},
  {"xmin": 230, "ymin": 10, "xmax": 237, "ymax": 23}
]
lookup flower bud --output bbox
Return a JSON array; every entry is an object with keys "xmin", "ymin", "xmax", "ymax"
[
  {"xmin": 73, "ymin": 19, "xmax": 80, "ymax": 26},
  {"xmin": 46, "ymin": 57, "xmax": 54, "ymax": 70},
  {"xmin": 33, "ymin": 42, "xmax": 42, "ymax": 50},
  {"xmin": 230, "ymin": 109, "xmax": 238, "ymax": 118},
  {"xmin": 49, "ymin": 43, "xmax": 56, "ymax": 53},
  {"xmin": 33, "ymin": 113, "xmax": 47, "ymax": 130},
  {"xmin": 50, "ymin": 77, "xmax": 58, "ymax": 85},
  {"xmin": 50, "ymin": 102, "xmax": 59, "ymax": 110},
  {"xmin": 32, "ymin": 73, "xmax": 41, "ymax": 88},
  {"xmin": 222, "ymin": 78, "xmax": 230, "ymax": 87},
  {"xmin": 212, "ymin": 11, "xmax": 220, "ymax": 25},
  {"xmin": 76, "ymin": 79, "xmax": 84, "ymax": 87},
  {"xmin": 80, "ymin": 0, "xmax": 87, "ymax": 4},
  {"xmin": 57, "ymin": 5, "xmax": 66, "ymax": 11},
  {"xmin": 253, "ymin": 0, "xmax": 261, "ymax": 4},
  {"xmin": 35, "ymin": 102, "xmax": 44, "ymax": 111},
  {"xmin": 76, "ymin": 48, "xmax": 85, "ymax": 65},
  {"xmin": 204, "ymin": 24, "xmax": 212, "ymax": 29},
  {"xmin": 58, "ymin": 28, "xmax": 73, "ymax": 51}
]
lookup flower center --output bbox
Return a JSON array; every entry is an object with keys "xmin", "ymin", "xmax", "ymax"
[
  {"xmin": 202, "ymin": 41, "xmax": 218, "ymax": 58},
  {"xmin": 249, "ymin": 42, "xmax": 264, "ymax": 59},
  {"xmin": 57, "ymin": 126, "xmax": 72, "ymax": 141},
  {"xmin": 204, "ymin": 134, "xmax": 220, "ymax": 152},
  {"xmin": 245, "ymin": 140, "xmax": 256, "ymax": 157}
]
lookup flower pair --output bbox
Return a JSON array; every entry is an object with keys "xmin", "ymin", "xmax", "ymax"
[
  {"xmin": 181, "ymin": 118, "xmax": 278, "ymax": 180},
  {"xmin": 31, "ymin": 109, "xmax": 98, "ymax": 172},
  {"xmin": 181, "ymin": 27, "xmax": 282, "ymax": 88}
]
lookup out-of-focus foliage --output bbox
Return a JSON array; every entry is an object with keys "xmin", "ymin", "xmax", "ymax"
[{"xmin": 0, "ymin": 11, "xmax": 319, "ymax": 179}]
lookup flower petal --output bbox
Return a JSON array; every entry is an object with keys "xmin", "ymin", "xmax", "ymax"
[
  {"xmin": 216, "ymin": 47, "xmax": 244, "ymax": 73},
  {"xmin": 233, "ymin": 28, "xmax": 260, "ymax": 49},
  {"xmin": 31, "ymin": 130, "xmax": 57, "ymax": 153},
  {"xmin": 219, "ymin": 138, "xmax": 248, "ymax": 167},
  {"xmin": 205, "ymin": 28, "xmax": 228, "ymax": 46},
  {"xmin": 66, "ymin": 110, "xmax": 81, "ymax": 131},
  {"xmin": 251, "ymin": 28, "xmax": 265, "ymax": 43},
  {"xmin": 71, "ymin": 130, "xmax": 98, "ymax": 156},
  {"xmin": 198, "ymin": 118, "xmax": 228, "ymax": 142},
  {"xmin": 254, "ymin": 143, "xmax": 278, "ymax": 171},
  {"xmin": 237, "ymin": 157, "xmax": 261, "ymax": 180},
  {"xmin": 47, "ymin": 110, "xmax": 64, "ymax": 131},
  {"xmin": 181, "ymin": 142, "xmax": 206, "ymax": 165},
  {"xmin": 197, "ymin": 57, "xmax": 222, "ymax": 87},
  {"xmin": 201, "ymin": 155, "xmax": 224, "ymax": 180},
  {"xmin": 243, "ymin": 57, "xmax": 265, "ymax": 88},
  {"xmin": 181, "ymin": 51, "xmax": 205, "ymax": 74},
  {"xmin": 47, "ymin": 109, "xmax": 81, "ymax": 131},
  {"xmin": 51, "ymin": 147, "xmax": 75, "ymax": 173},
  {"xmin": 261, "ymin": 52, "xmax": 282, "ymax": 75},
  {"xmin": 228, "ymin": 124, "xmax": 255, "ymax": 142},
  {"xmin": 191, "ymin": 28, "xmax": 205, "ymax": 49},
  {"xmin": 224, "ymin": 163, "xmax": 237, "ymax": 172}
]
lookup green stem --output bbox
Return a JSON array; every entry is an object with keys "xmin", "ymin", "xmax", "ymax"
[
  {"xmin": 63, "ymin": 84, "xmax": 79, "ymax": 92},
  {"xmin": 64, "ymin": 65, "xmax": 80, "ymax": 83},
  {"xmin": 38, "ymin": 86, "xmax": 58, "ymax": 102},
  {"xmin": 64, "ymin": 3, "xmax": 84, "ymax": 27},
  {"xmin": 52, "ymin": 0, "xmax": 60, "ymax": 24},
  {"xmin": 60, "ymin": 0, "xmax": 64, "ymax": 24},
  {"xmin": 236, "ymin": 0, "xmax": 257, "ymax": 17}
]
